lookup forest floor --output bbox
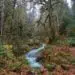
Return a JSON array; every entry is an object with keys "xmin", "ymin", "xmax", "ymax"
[
  {"xmin": 70, "ymin": 47, "xmax": 75, "ymax": 56},
  {"xmin": 50, "ymin": 47, "xmax": 75, "ymax": 75},
  {"xmin": 0, "ymin": 46, "xmax": 75, "ymax": 75}
]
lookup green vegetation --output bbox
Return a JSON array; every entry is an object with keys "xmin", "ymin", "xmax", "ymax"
[{"xmin": 0, "ymin": 0, "xmax": 75, "ymax": 75}]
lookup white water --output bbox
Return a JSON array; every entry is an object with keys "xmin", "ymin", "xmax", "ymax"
[{"xmin": 25, "ymin": 44, "xmax": 46, "ymax": 68}]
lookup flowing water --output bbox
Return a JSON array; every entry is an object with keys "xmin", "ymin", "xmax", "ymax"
[{"xmin": 25, "ymin": 44, "xmax": 46, "ymax": 68}]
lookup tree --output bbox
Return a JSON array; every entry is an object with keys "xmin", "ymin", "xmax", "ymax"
[
  {"xmin": 0, "ymin": 0, "xmax": 5, "ymax": 35},
  {"xmin": 72, "ymin": 0, "xmax": 75, "ymax": 16},
  {"xmin": 32, "ymin": 0, "xmax": 67, "ymax": 43}
]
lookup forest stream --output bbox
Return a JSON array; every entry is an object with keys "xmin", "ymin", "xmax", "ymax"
[{"xmin": 25, "ymin": 43, "xmax": 46, "ymax": 68}]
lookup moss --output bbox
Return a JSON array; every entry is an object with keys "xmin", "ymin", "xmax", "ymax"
[{"xmin": 45, "ymin": 64, "xmax": 56, "ymax": 71}]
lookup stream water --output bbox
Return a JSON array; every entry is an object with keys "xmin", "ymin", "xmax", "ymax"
[{"xmin": 25, "ymin": 44, "xmax": 46, "ymax": 68}]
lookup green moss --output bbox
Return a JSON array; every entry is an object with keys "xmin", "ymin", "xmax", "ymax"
[{"xmin": 46, "ymin": 64, "xmax": 56, "ymax": 71}]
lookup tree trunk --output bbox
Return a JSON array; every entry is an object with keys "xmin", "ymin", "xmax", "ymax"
[
  {"xmin": 0, "ymin": 0, "xmax": 4, "ymax": 35},
  {"xmin": 48, "ymin": 0, "xmax": 55, "ymax": 43}
]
